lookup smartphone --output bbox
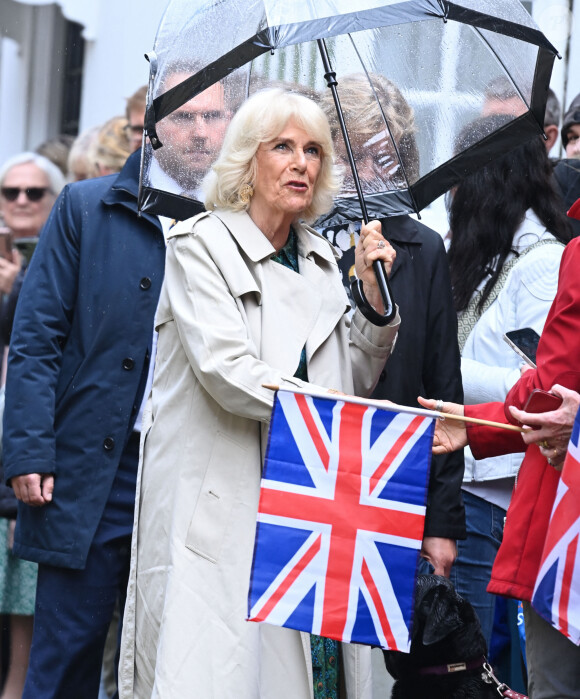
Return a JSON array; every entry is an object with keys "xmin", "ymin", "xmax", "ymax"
[
  {"xmin": 523, "ymin": 389, "xmax": 563, "ymax": 414},
  {"xmin": 13, "ymin": 236, "xmax": 38, "ymax": 264},
  {"xmin": 503, "ymin": 327, "xmax": 541, "ymax": 368},
  {"xmin": 0, "ymin": 227, "xmax": 13, "ymax": 262}
]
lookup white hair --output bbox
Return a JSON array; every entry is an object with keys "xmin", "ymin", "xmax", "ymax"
[{"xmin": 0, "ymin": 152, "xmax": 66, "ymax": 195}]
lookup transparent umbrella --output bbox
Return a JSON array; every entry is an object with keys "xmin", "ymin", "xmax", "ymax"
[{"xmin": 139, "ymin": 0, "xmax": 558, "ymax": 316}]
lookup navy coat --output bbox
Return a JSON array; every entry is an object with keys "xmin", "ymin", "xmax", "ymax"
[{"xmin": 3, "ymin": 151, "xmax": 165, "ymax": 568}]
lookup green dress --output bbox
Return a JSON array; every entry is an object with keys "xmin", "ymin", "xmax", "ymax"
[{"xmin": 271, "ymin": 228, "xmax": 340, "ymax": 699}]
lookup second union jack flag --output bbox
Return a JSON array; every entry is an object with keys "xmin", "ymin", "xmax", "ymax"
[
  {"xmin": 532, "ymin": 405, "xmax": 580, "ymax": 644},
  {"xmin": 247, "ymin": 389, "xmax": 434, "ymax": 651}
]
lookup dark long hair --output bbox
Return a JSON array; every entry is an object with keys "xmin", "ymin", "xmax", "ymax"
[{"xmin": 448, "ymin": 115, "xmax": 572, "ymax": 312}]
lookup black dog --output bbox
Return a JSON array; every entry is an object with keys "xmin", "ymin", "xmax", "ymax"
[{"xmin": 383, "ymin": 575, "xmax": 523, "ymax": 699}]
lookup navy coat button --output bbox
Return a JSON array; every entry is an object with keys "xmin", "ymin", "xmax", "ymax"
[
  {"xmin": 103, "ymin": 437, "xmax": 115, "ymax": 451},
  {"xmin": 122, "ymin": 357, "xmax": 135, "ymax": 371},
  {"xmin": 140, "ymin": 277, "xmax": 152, "ymax": 290}
]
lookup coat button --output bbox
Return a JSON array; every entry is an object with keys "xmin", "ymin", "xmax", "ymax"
[
  {"xmin": 103, "ymin": 437, "xmax": 115, "ymax": 451},
  {"xmin": 139, "ymin": 277, "xmax": 151, "ymax": 290},
  {"xmin": 122, "ymin": 357, "xmax": 135, "ymax": 371}
]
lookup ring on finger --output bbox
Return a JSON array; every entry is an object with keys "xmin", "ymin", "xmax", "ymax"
[
  {"xmin": 435, "ymin": 399, "xmax": 444, "ymax": 412},
  {"xmin": 539, "ymin": 439, "xmax": 549, "ymax": 449},
  {"xmin": 377, "ymin": 240, "xmax": 386, "ymax": 249}
]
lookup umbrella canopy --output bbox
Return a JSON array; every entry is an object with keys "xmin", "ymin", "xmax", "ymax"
[{"xmin": 139, "ymin": 0, "xmax": 558, "ymax": 223}]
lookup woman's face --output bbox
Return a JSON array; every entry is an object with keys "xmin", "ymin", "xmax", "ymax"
[
  {"xmin": 251, "ymin": 118, "xmax": 322, "ymax": 220},
  {"xmin": 0, "ymin": 162, "xmax": 55, "ymax": 239}
]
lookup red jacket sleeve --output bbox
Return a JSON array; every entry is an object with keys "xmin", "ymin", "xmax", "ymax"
[
  {"xmin": 465, "ymin": 402, "xmax": 525, "ymax": 460},
  {"xmin": 465, "ymin": 238, "xmax": 580, "ymax": 460}
]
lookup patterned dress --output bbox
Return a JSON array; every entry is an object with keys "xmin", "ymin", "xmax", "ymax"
[{"xmin": 0, "ymin": 518, "xmax": 37, "ymax": 615}]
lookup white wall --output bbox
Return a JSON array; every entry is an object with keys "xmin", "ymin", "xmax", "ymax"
[
  {"xmin": 0, "ymin": 0, "xmax": 166, "ymax": 159},
  {"xmin": 0, "ymin": 1, "xmax": 67, "ymax": 162},
  {"xmin": 0, "ymin": 37, "xmax": 28, "ymax": 163},
  {"xmin": 565, "ymin": 2, "xmax": 580, "ymax": 111},
  {"xmin": 78, "ymin": 0, "xmax": 166, "ymax": 132},
  {"xmin": 532, "ymin": 0, "xmax": 577, "ymax": 138}
]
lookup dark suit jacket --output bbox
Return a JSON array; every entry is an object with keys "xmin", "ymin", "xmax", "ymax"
[
  {"xmin": 371, "ymin": 215, "xmax": 465, "ymax": 540},
  {"xmin": 320, "ymin": 214, "xmax": 465, "ymax": 540}
]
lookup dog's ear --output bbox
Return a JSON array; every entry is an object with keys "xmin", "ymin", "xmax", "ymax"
[{"xmin": 418, "ymin": 581, "xmax": 464, "ymax": 645}]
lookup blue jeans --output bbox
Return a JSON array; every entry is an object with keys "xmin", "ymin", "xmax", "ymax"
[{"xmin": 449, "ymin": 490, "xmax": 505, "ymax": 646}]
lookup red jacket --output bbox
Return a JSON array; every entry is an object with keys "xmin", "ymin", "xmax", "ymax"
[{"xmin": 465, "ymin": 236, "xmax": 580, "ymax": 601}]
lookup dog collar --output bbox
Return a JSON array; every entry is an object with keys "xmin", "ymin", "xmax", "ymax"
[
  {"xmin": 418, "ymin": 657, "xmax": 528, "ymax": 699},
  {"xmin": 418, "ymin": 655, "xmax": 486, "ymax": 675}
]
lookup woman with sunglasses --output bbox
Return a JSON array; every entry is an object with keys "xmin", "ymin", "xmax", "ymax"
[
  {"xmin": 0, "ymin": 153, "xmax": 64, "ymax": 370},
  {"xmin": 0, "ymin": 153, "xmax": 63, "ymax": 309},
  {"xmin": 0, "ymin": 152, "xmax": 63, "ymax": 699},
  {"xmin": 0, "ymin": 153, "xmax": 63, "ymax": 239}
]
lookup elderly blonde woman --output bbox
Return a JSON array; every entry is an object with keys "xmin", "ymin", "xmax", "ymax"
[{"xmin": 120, "ymin": 88, "xmax": 399, "ymax": 698}]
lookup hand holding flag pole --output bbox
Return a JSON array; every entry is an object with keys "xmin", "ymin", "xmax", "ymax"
[{"xmin": 262, "ymin": 385, "xmax": 526, "ymax": 433}]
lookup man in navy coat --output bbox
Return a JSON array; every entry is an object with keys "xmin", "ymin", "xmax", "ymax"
[{"xmin": 3, "ymin": 149, "xmax": 166, "ymax": 697}]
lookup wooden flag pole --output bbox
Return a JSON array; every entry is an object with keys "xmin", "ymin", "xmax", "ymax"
[{"xmin": 262, "ymin": 384, "xmax": 527, "ymax": 433}]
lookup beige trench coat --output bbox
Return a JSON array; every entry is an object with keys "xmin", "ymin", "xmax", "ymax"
[{"xmin": 119, "ymin": 210, "xmax": 400, "ymax": 698}]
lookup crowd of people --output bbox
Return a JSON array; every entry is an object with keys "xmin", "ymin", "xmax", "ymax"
[{"xmin": 0, "ymin": 67, "xmax": 579, "ymax": 699}]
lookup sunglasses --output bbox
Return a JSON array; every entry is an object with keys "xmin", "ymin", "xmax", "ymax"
[{"xmin": 1, "ymin": 187, "xmax": 49, "ymax": 202}]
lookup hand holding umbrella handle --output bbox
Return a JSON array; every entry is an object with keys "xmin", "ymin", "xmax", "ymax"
[
  {"xmin": 372, "ymin": 259, "xmax": 396, "ymax": 322},
  {"xmin": 350, "ymin": 267, "xmax": 396, "ymax": 326}
]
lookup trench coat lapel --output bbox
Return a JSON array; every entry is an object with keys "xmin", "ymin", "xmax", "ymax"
[
  {"xmin": 212, "ymin": 211, "xmax": 347, "ymax": 377},
  {"xmin": 295, "ymin": 226, "xmax": 348, "ymax": 359}
]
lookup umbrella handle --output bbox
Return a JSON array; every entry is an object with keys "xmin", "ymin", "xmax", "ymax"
[{"xmin": 372, "ymin": 259, "xmax": 396, "ymax": 322}]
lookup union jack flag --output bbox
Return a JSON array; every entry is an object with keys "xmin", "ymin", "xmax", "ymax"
[
  {"xmin": 532, "ymin": 406, "xmax": 580, "ymax": 644},
  {"xmin": 247, "ymin": 389, "xmax": 434, "ymax": 651}
]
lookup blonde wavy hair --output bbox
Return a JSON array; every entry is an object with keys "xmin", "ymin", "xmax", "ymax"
[
  {"xmin": 88, "ymin": 116, "xmax": 132, "ymax": 176},
  {"xmin": 203, "ymin": 88, "xmax": 341, "ymax": 223}
]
